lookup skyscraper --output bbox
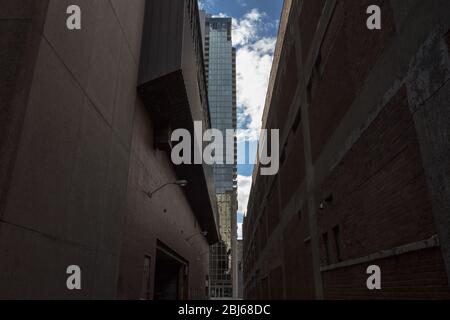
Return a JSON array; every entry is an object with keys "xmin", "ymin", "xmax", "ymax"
[{"xmin": 201, "ymin": 13, "xmax": 238, "ymax": 299}]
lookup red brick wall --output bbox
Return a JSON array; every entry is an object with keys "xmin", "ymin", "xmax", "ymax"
[
  {"xmin": 298, "ymin": 0, "xmax": 326, "ymax": 62},
  {"xmin": 276, "ymin": 43, "xmax": 298, "ymax": 137},
  {"xmin": 261, "ymin": 277, "xmax": 269, "ymax": 299},
  {"xmin": 244, "ymin": 2, "xmax": 450, "ymax": 300},
  {"xmin": 283, "ymin": 214, "xmax": 315, "ymax": 299},
  {"xmin": 269, "ymin": 266, "xmax": 284, "ymax": 299},
  {"xmin": 309, "ymin": 0, "xmax": 395, "ymax": 162},
  {"xmin": 318, "ymin": 87, "xmax": 450, "ymax": 297},
  {"xmin": 323, "ymin": 247, "xmax": 450, "ymax": 299},
  {"xmin": 258, "ymin": 209, "xmax": 268, "ymax": 253},
  {"xmin": 344, "ymin": 0, "xmax": 396, "ymax": 86},
  {"xmin": 318, "ymin": 87, "xmax": 436, "ymax": 260},
  {"xmin": 267, "ymin": 179, "xmax": 280, "ymax": 237},
  {"xmin": 280, "ymin": 126, "xmax": 305, "ymax": 210}
]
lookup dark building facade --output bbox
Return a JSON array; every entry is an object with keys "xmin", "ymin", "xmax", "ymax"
[
  {"xmin": 202, "ymin": 15, "xmax": 238, "ymax": 299},
  {"xmin": 0, "ymin": 0, "xmax": 218, "ymax": 299},
  {"xmin": 237, "ymin": 239, "xmax": 244, "ymax": 299},
  {"xmin": 244, "ymin": 0, "xmax": 450, "ymax": 299}
]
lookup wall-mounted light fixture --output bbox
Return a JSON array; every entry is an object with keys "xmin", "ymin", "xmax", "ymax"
[{"xmin": 143, "ymin": 180, "xmax": 188, "ymax": 199}]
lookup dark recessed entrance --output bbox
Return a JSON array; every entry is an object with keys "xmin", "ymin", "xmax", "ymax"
[{"xmin": 154, "ymin": 242, "xmax": 188, "ymax": 300}]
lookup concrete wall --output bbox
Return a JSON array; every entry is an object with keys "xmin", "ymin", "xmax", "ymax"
[
  {"xmin": 0, "ymin": 0, "xmax": 210, "ymax": 299},
  {"xmin": 244, "ymin": 0, "xmax": 450, "ymax": 300},
  {"xmin": 0, "ymin": 0, "xmax": 49, "ymax": 234}
]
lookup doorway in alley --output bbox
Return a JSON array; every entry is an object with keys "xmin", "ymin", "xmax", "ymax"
[{"xmin": 154, "ymin": 241, "xmax": 189, "ymax": 300}]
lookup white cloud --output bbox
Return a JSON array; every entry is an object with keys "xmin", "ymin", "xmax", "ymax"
[
  {"xmin": 237, "ymin": 223, "xmax": 243, "ymax": 240},
  {"xmin": 233, "ymin": 9, "xmax": 276, "ymax": 142},
  {"xmin": 233, "ymin": 9, "xmax": 277, "ymax": 224},
  {"xmin": 237, "ymin": 175, "xmax": 252, "ymax": 214},
  {"xmin": 232, "ymin": 9, "xmax": 266, "ymax": 46},
  {"xmin": 236, "ymin": 38, "xmax": 275, "ymax": 137}
]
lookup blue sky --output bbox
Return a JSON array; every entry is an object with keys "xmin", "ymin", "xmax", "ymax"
[
  {"xmin": 199, "ymin": 0, "xmax": 283, "ymax": 238},
  {"xmin": 199, "ymin": 0, "xmax": 283, "ymax": 35}
]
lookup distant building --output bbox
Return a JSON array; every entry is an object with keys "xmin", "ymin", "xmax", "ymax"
[
  {"xmin": 244, "ymin": 0, "xmax": 450, "ymax": 299},
  {"xmin": 201, "ymin": 14, "xmax": 238, "ymax": 299},
  {"xmin": 0, "ymin": 0, "xmax": 218, "ymax": 299}
]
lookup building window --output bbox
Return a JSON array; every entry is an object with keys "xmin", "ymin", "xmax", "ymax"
[
  {"xmin": 322, "ymin": 233, "xmax": 330, "ymax": 265},
  {"xmin": 333, "ymin": 225, "xmax": 342, "ymax": 262}
]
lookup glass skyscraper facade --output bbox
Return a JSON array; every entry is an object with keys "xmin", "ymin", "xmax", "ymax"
[
  {"xmin": 205, "ymin": 18, "xmax": 237, "ymax": 194},
  {"xmin": 202, "ymin": 14, "xmax": 238, "ymax": 299}
]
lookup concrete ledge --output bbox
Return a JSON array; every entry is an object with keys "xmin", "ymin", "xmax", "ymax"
[{"xmin": 320, "ymin": 235, "xmax": 440, "ymax": 272}]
